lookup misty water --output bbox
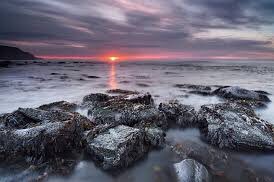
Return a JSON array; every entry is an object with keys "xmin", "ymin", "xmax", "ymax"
[{"xmin": 1, "ymin": 60, "xmax": 274, "ymax": 181}]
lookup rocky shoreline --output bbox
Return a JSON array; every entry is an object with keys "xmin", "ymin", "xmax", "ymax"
[{"xmin": 0, "ymin": 85, "xmax": 273, "ymax": 181}]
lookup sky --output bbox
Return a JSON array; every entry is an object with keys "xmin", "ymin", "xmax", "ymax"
[{"xmin": 1, "ymin": 0, "xmax": 274, "ymax": 60}]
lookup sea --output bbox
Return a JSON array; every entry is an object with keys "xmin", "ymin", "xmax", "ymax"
[{"xmin": 0, "ymin": 59, "xmax": 274, "ymax": 182}]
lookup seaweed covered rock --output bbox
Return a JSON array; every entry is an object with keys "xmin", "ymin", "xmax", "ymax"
[
  {"xmin": 159, "ymin": 100, "xmax": 198, "ymax": 128},
  {"xmin": 38, "ymin": 101, "xmax": 77, "ymax": 112},
  {"xmin": 145, "ymin": 127, "xmax": 166, "ymax": 148},
  {"xmin": 0, "ymin": 106, "xmax": 94, "ymax": 164},
  {"xmin": 198, "ymin": 102, "xmax": 274, "ymax": 151},
  {"xmin": 83, "ymin": 92, "xmax": 167, "ymax": 129},
  {"xmin": 83, "ymin": 93, "xmax": 113, "ymax": 106},
  {"xmin": 174, "ymin": 159, "xmax": 209, "ymax": 182},
  {"xmin": 170, "ymin": 140, "xmax": 273, "ymax": 181},
  {"xmin": 86, "ymin": 125, "xmax": 148, "ymax": 170},
  {"xmin": 213, "ymin": 86, "xmax": 271, "ymax": 103}
]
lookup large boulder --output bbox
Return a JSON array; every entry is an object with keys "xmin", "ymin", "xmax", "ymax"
[
  {"xmin": 0, "ymin": 106, "xmax": 94, "ymax": 163},
  {"xmin": 171, "ymin": 140, "xmax": 273, "ymax": 182},
  {"xmin": 174, "ymin": 159, "xmax": 209, "ymax": 182},
  {"xmin": 159, "ymin": 100, "xmax": 198, "ymax": 128},
  {"xmin": 83, "ymin": 93, "xmax": 167, "ymax": 129},
  {"xmin": 86, "ymin": 125, "xmax": 148, "ymax": 170},
  {"xmin": 198, "ymin": 102, "xmax": 274, "ymax": 151},
  {"xmin": 213, "ymin": 86, "xmax": 271, "ymax": 103}
]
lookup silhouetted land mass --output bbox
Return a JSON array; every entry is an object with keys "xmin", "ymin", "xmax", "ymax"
[{"xmin": 0, "ymin": 45, "xmax": 37, "ymax": 60}]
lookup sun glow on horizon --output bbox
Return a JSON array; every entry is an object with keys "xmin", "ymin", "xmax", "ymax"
[{"xmin": 109, "ymin": 56, "xmax": 119, "ymax": 62}]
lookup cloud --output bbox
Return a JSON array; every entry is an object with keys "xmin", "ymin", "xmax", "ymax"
[{"xmin": 0, "ymin": 0, "xmax": 273, "ymax": 59}]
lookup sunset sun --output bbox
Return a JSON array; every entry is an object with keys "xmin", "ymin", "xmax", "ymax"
[{"xmin": 109, "ymin": 56, "xmax": 119, "ymax": 62}]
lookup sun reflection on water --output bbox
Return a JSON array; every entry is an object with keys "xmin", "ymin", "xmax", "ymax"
[{"xmin": 109, "ymin": 63, "xmax": 117, "ymax": 89}]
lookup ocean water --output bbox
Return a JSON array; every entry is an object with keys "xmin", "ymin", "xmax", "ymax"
[{"xmin": 0, "ymin": 59, "xmax": 274, "ymax": 181}]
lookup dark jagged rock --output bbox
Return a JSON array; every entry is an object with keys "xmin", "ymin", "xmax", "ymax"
[
  {"xmin": 254, "ymin": 90, "xmax": 271, "ymax": 95},
  {"xmin": 136, "ymin": 83, "xmax": 150, "ymax": 87},
  {"xmin": 234, "ymin": 100, "xmax": 268, "ymax": 109},
  {"xmin": 174, "ymin": 84, "xmax": 211, "ymax": 91},
  {"xmin": 171, "ymin": 141, "xmax": 229, "ymax": 176},
  {"xmin": 0, "ymin": 110, "xmax": 38, "ymax": 129},
  {"xmin": 83, "ymin": 93, "xmax": 167, "ymax": 129},
  {"xmin": 145, "ymin": 127, "xmax": 166, "ymax": 148},
  {"xmin": 0, "ymin": 60, "xmax": 12, "ymax": 68},
  {"xmin": 81, "ymin": 74, "xmax": 100, "ymax": 79},
  {"xmin": 17, "ymin": 108, "xmax": 73, "ymax": 123},
  {"xmin": 83, "ymin": 93, "xmax": 113, "ymax": 105},
  {"xmin": 159, "ymin": 100, "xmax": 198, "ymax": 128},
  {"xmin": 0, "ymin": 120, "xmax": 82, "ymax": 163},
  {"xmin": 86, "ymin": 125, "xmax": 149, "ymax": 170},
  {"xmin": 38, "ymin": 101, "xmax": 77, "ymax": 112},
  {"xmin": 106, "ymin": 89, "xmax": 139, "ymax": 95},
  {"xmin": 50, "ymin": 72, "xmax": 60, "ymax": 75},
  {"xmin": 213, "ymin": 86, "xmax": 271, "ymax": 103},
  {"xmin": 174, "ymin": 159, "xmax": 209, "ymax": 182},
  {"xmin": 0, "ymin": 106, "xmax": 94, "ymax": 164},
  {"xmin": 171, "ymin": 140, "xmax": 273, "ymax": 182},
  {"xmin": 122, "ymin": 93, "xmax": 154, "ymax": 105},
  {"xmin": 0, "ymin": 45, "xmax": 37, "ymax": 60},
  {"xmin": 198, "ymin": 102, "xmax": 274, "ymax": 151}
]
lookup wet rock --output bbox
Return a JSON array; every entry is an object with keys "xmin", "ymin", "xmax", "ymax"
[
  {"xmin": 145, "ymin": 127, "xmax": 166, "ymax": 148},
  {"xmin": 83, "ymin": 93, "xmax": 113, "ymax": 105},
  {"xmin": 123, "ymin": 92, "xmax": 154, "ymax": 105},
  {"xmin": 106, "ymin": 89, "xmax": 139, "ymax": 95},
  {"xmin": 60, "ymin": 75, "xmax": 69, "ymax": 80},
  {"xmin": 0, "ymin": 107, "xmax": 94, "ymax": 163},
  {"xmin": 136, "ymin": 83, "xmax": 150, "ymax": 87},
  {"xmin": 198, "ymin": 102, "xmax": 274, "ymax": 151},
  {"xmin": 234, "ymin": 100, "xmax": 268, "ymax": 109},
  {"xmin": 50, "ymin": 72, "xmax": 60, "ymax": 75},
  {"xmin": 0, "ymin": 110, "xmax": 37, "ymax": 129},
  {"xmin": 254, "ymin": 90, "xmax": 271, "ymax": 95},
  {"xmin": 170, "ymin": 140, "xmax": 273, "ymax": 182},
  {"xmin": 171, "ymin": 141, "xmax": 229, "ymax": 175},
  {"xmin": 135, "ymin": 75, "xmax": 150, "ymax": 79},
  {"xmin": 84, "ymin": 123, "xmax": 118, "ymax": 140},
  {"xmin": 174, "ymin": 84, "xmax": 211, "ymax": 91},
  {"xmin": 0, "ymin": 61, "xmax": 12, "ymax": 68},
  {"xmin": 86, "ymin": 125, "xmax": 148, "ymax": 170},
  {"xmin": 174, "ymin": 159, "xmax": 209, "ymax": 182},
  {"xmin": 81, "ymin": 74, "xmax": 100, "ymax": 79},
  {"xmin": 213, "ymin": 86, "xmax": 271, "ymax": 103},
  {"xmin": 159, "ymin": 100, "xmax": 198, "ymax": 128},
  {"xmin": 0, "ymin": 120, "xmax": 82, "ymax": 163},
  {"xmin": 38, "ymin": 101, "xmax": 77, "ymax": 112},
  {"xmin": 57, "ymin": 61, "xmax": 66, "ymax": 64},
  {"xmin": 17, "ymin": 108, "xmax": 73, "ymax": 123},
  {"xmin": 78, "ymin": 78, "xmax": 86, "ymax": 81},
  {"xmin": 119, "ymin": 80, "xmax": 131, "ymax": 84},
  {"xmin": 84, "ymin": 93, "xmax": 166, "ymax": 129}
]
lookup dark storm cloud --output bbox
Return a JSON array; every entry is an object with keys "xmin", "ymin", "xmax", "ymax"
[{"xmin": 0, "ymin": 0, "xmax": 273, "ymax": 58}]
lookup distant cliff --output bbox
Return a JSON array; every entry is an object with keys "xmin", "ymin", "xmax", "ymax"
[{"xmin": 0, "ymin": 45, "xmax": 38, "ymax": 60}]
